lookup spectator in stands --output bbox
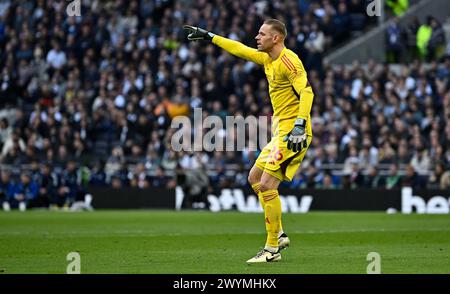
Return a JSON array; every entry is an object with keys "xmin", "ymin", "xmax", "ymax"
[
  {"xmin": 348, "ymin": 163, "xmax": 364, "ymax": 189},
  {"xmin": 149, "ymin": 166, "xmax": 169, "ymax": 188},
  {"xmin": 10, "ymin": 172, "xmax": 38, "ymax": 211},
  {"xmin": 29, "ymin": 159, "xmax": 40, "ymax": 183},
  {"xmin": 427, "ymin": 18, "xmax": 446, "ymax": 61},
  {"xmin": 1, "ymin": 131, "xmax": 26, "ymax": 160},
  {"xmin": 177, "ymin": 163, "xmax": 209, "ymax": 209},
  {"xmin": 46, "ymin": 39, "xmax": 67, "ymax": 70},
  {"xmin": 402, "ymin": 164, "xmax": 426, "ymax": 189},
  {"xmin": 341, "ymin": 174, "xmax": 352, "ymax": 189},
  {"xmin": 406, "ymin": 16, "xmax": 421, "ymax": 61},
  {"xmin": 305, "ymin": 165, "xmax": 323, "ymax": 189},
  {"xmin": 317, "ymin": 173, "xmax": 338, "ymax": 189},
  {"xmin": 342, "ymin": 146, "xmax": 359, "ymax": 173},
  {"xmin": 427, "ymin": 162, "xmax": 447, "ymax": 189},
  {"xmin": 397, "ymin": 140, "xmax": 411, "ymax": 164},
  {"xmin": 386, "ymin": 163, "xmax": 402, "ymax": 189},
  {"xmin": 417, "ymin": 16, "xmax": 433, "ymax": 61},
  {"xmin": 386, "ymin": 0, "xmax": 409, "ymax": 17},
  {"xmin": 89, "ymin": 160, "xmax": 108, "ymax": 187},
  {"xmin": 161, "ymin": 149, "xmax": 178, "ymax": 171},
  {"xmin": 440, "ymin": 168, "xmax": 450, "ymax": 190},
  {"xmin": 324, "ymin": 144, "xmax": 339, "ymax": 165},
  {"xmin": 410, "ymin": 146, "xmax": 431, "ymax": 176},
  {"xmin": 386, "ymin": 17, "xmax": 406, "ymax": 63},
  {"xmin": 304, "ymin": 22, "xmax": 325, "ymax": 72},
  {"xmin": 333, "ymin": 2, "xmax": 351, "ymax": 45},
  {"xmin": 55, "ymin": 160, "xmax": 81, "ymax": 209},
  {"xmin": 378, "ymin": 142, "xmax": 397, "ymax": 165},
  {"xmin": 36, "ymin": 162, "xmax": 55, "ymax": 209},
  {"xmin": 209, "ymin": 163, "xmax": 227, "ymax": 191},
  {"xmin": 111, "ymin": 176, "xmax": 123, "ymax": 189},
  {"xmin": 106, "ymin": 146, "xmax": 126, "ymax": 174},
  {"xmin": 358, "ymin": 137, "xmax": 378, "ymax": 167},
  {"xmin": 0, "ymin": 118, "xmax": 12, "ymax": 151},
  {"xmin": 113, "ymin": 162, "xmax": 131, "ymax": 187},
  {"xmin": 130, "ymin": 162, "xmax": 150, "ymax": 189},
  {"xmin": 1, "ymin": 169, "xmax": 14, "ymax": 211},
  {"xmin": 363, "ymin": 165, "xmax": 386, "ymax": 189},
  {"xmin": 54, "ymin": 145, "xmax": 69, "ymax": 170}
]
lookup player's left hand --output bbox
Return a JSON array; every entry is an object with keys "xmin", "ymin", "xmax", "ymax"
[{"xmin": 283, "ymin": 118, "xmax": 307, "ymax": 152}]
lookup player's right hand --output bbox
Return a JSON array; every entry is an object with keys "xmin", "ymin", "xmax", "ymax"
[{"xmin": 183, "ymin": 25, "xmax": 215, "ymax": 41}]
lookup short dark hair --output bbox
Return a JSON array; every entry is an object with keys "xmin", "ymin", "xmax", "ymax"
[{"xmin": 264, "ymin": 19, "xmax": 287, "ymax": 38}]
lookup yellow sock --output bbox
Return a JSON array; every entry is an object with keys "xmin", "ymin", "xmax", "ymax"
[
  {"xmin": 260, "ymin": 189, "xmax": 282, "ymax": 248},
  {"xmin": 251, "ymin": 183, "xmax": 265, "ymax": 209},
  {"xmin": 253, "ymin": 183, "xmax": 284, "ymax": 233}
]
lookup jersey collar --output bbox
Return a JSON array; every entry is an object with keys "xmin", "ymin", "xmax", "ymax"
[{"xmin": 272, "ymin": 47, "xmax": 287, "ymax": 62}]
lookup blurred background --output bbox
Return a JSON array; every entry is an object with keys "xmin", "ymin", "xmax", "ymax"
[{"xmin": 0, "ymin": 0, "xmax": 449, "ymax": 211}]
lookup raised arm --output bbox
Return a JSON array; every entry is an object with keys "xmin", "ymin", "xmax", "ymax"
[
  {"xmin": 183, "ymin": 25, "xmax": 267, "ymax": 65},
  {"xmin": 212, "ymin": 35, "xmax": 267, "ymax": 65}
]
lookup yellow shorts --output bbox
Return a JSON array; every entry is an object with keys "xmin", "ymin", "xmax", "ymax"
[{"xmin": 255, "ymin": 126, "xmax": 312, "ymax": 182}]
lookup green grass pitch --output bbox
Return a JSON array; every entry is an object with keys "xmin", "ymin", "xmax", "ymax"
[{"xmin": 1, "ymin": 210, "xmax": 449, "ymax": 273}]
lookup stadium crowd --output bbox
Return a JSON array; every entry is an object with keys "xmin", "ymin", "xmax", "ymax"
[
  {"xmin": 386, "ymin": 15, "xmax": 448, "ymax": 63},
  {"xmin": 0, "ymin": 0, "xmax": 449, "ymax": 209}
]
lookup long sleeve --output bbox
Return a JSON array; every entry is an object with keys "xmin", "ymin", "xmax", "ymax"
[
  {"xmin": 212, "ymin": 35, "xmax": 267, "ymax": 65},
  {"xmin": 282, "ymin": 54, "xmax": 313, "ymax": 120}
]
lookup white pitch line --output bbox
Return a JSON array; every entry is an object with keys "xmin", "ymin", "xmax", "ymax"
[{"xmin": 2, "ymin": 227, "xmax": 450, "ymax": 237}]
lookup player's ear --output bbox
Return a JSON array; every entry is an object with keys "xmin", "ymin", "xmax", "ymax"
[
  {"xmin": 272, "ymin": 34, "xmax": 279, "ymax": 43},
  {"xmin": 273, "ymin": 34, "xmax": 283, "ymax": 44}
]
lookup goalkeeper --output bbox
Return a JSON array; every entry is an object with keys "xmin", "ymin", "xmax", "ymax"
[{"xmin": 184, "ymin": 19, "xmax": 314, "ymax": 263}]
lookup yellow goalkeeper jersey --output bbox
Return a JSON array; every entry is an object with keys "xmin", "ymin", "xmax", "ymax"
[{"xmin": 212, "ymin": 35, "xmax": 313, "ymax": 137}]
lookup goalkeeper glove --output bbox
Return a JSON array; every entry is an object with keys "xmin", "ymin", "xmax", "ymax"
[
  {"xmin": 283, "ymin": 118, "xmax": 308, "ymax": 152},
  {"xmin": 183, "ymin": 25, "xmax": 215, "ymax": 41}
]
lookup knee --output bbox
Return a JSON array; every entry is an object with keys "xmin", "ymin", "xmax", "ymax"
[
  {"xmin": 259, "ymin": 175, "xmax": 280, "ymax": 192},
  {"xmin": 259, "ymin": 181, "xmax": 272, "ymax": 193}
]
